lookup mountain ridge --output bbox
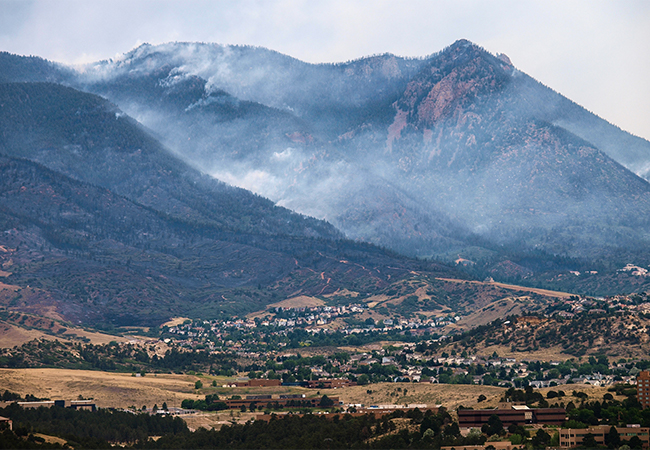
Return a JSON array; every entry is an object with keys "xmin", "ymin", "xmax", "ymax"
[{"xmin": 3, "ymin": 39, "xmax": 650, "ymax": 293}]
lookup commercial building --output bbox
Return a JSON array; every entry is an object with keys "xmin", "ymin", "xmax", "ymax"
[
  {"xmin": 559, "ymin": 425, "xmax": 650, "ymax": 448},
  {"xmin": 6, "ymin": 399, "xmax": 96, "ymax": 410},
  {"xmin": 458, "ymin": 402, "xmax": 565, "ymax": 428},
  {"xmin": 638, "ymin": 371, "xmax": 650, "ymax": 409}
]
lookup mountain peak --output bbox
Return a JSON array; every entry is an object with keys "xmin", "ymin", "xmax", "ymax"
[
  {"xmin": 449, "ymin": 38, "xmax": 475, "ymax": 48},
  {"xmin": 441, "ymin": 39, "xmax": 513, "ymax": 69}
]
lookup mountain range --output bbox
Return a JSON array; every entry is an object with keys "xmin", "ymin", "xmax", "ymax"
[
  {"xmin": 36, "ymin": 40, "xmax": 650, "ymax": 266},
  {"xmin": 2, "ymin": 39, "xmax": 650, "ymax": 326}
]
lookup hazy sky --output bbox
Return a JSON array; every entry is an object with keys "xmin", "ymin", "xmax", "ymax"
[{"xmin": 1, "ymin": 0, "xmax": 649, "ymax": 140}]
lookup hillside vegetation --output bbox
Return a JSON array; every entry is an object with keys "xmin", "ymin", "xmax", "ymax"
[{"xmin": 444, "ymin": 312, "xmax": 650, "ymax": 359}]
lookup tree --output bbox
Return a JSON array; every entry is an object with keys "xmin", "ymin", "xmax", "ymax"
[
  {"xmin": 550, "ymin": 431, "xmax": 559, "ymax": 447},
  {"xmin": 629, "ymin": 436, "xmax": 643, "ymax": 449},
  {"xmin": 481, "ymin": 415, "xmax": 504, "ymax": 436},
  {"xmin": 531, "ymin": 429, "xmax": 550, "ymax": 449},
  {"xmin": 195, "ymin": 380, "xmax": 203, "ymax": 389},
  {"xmin": 319, "ymin": 395, "xmax": 334, "ymax": 407},
  {"xmin": 465, "ymin": 428, "xmax": 486, "ymax": 445},
  {"xmin": 605, "ymin": 426, "xmax": 621, "ymax": 449},
  {"xmin": 508, "ymin": 424, "xmax": 529, "ymax": 438},
  {"xmin": 509, "ymin": 434, "xmax": 524, "ymax": 445},
  {"xmin": 162, "ymin": 402, "xmax": 168, "ymax": 411},
  {"xmin": 477, "ymin": 394, "xmax": 487, "ymax": 402},
  {"xmin": 581, "ymin": 433, "xmax": 597, "ymax": 448}
]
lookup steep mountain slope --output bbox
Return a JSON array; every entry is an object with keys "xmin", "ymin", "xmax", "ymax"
[
  {"xmin": 0, "ymin": 151, "xmax": 483, "ymax": 328},
  {"xmin": 0, "ymin": 82, "xmax": 473, "ymax": 327},
  {"xmin": 0, "ymin": 82, "xmax": 339, "ymax": 239},
  {"xmin": 385, "ymin": 40, "xmax": 650, "ymax": 254},
  {"xmin": 0, "ymin": 153, "xmax": 312, "ymax": 325}
]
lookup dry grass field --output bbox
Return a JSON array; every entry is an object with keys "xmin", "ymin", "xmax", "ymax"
[
  {"xmin": 0, "ymin": 368, "xmax": 206, "ymax": 409},
  {"xmin": 183, "ymin": 411, "xmax": 260, "ymax": 431},
  {"xmin": 0, "ymin": 369, "xmax": 312, "ymax": 410},
  {"xmin": 336, "ymin": 382, "xmax": 506, "ymax": 411},
  {"xmin": 0, "ymin": 309, "xmax": 153, "ymax": 348},
  {"xmin": 2, "ymin": 367, "xmax": 615, "ymax": 411},
  {"xmin": 161, "ymin": 317, "xmax": 190, "ymax": 328},
  {"xmin": 0, "ymin": 369, "xmax": 504, "ymax": 412},
  {"xmin": 0, "ymin": 368, "xmax": 627, "ymax": 430},
  {"xmin": 0, "ymin": 319, "xmax": 148, "ymax": 348},
  {"xmin": 34, "ymin": 433, "xmax": 69, "ymax": 446},
  {"xmin": 264, "ymin": 295, "xmax": 325, "ymax": 309},
  {"xmin": 452, "ymin": 297, "xmax": 528, "ymax": 330},
  {"xmin": 435, "ymin": 278, "xmax": 573, "ymax": 299},
  {"xmin": 472, "ymin": 344, "xmax": 572, "ymax": 362},
  {"xmin": 0, "ymin": 322, "xmax": 52, "ymax": 348}
]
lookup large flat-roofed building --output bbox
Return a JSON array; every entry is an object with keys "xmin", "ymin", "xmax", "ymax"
[
  {"xmin": 638, "ymin": 371, "xmax": 650, "ymax": 409},
  {"xmin": 17, "ymin": 401, "xmax": 58, "ymax": 409},
  {"xmin": 14, "ymin": 399, "xmax": 95, "ymax": 410},
  {"xmin": 69, "ymin": 400, "xmax": 96, "ymax": 411},
  {"xmin": 458, "ymin": 402, "xmax": 565, "ymax": 428},
  {"xmin": 560, "ymin": 425, "xmax": 650, "ymax": 448}
]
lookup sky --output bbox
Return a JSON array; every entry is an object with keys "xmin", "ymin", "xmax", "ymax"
[{"xmin": 1, "ymin": 0, "xmax": 649, "ymax": 141}]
